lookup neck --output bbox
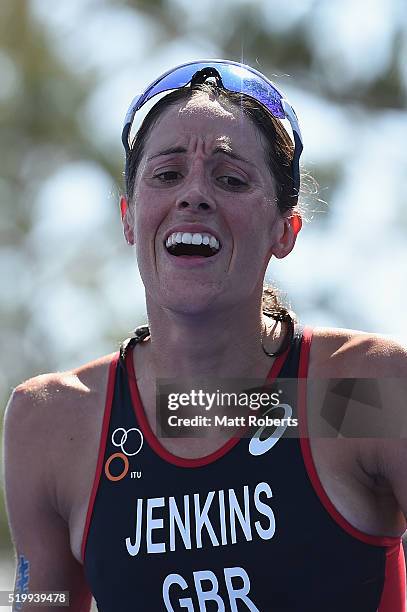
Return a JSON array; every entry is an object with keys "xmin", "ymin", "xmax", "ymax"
[{"xmin": 142, "ymin": 299, "xmax": 281, "ymax": 380}]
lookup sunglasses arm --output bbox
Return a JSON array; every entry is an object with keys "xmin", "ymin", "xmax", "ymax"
[
  {"xmin": 122, "ymin": 93, "xmax": 145, "ymax": 153},
  {"xmin": 281, "ymin": 99, "xmax": 303, "ymax": 196}
]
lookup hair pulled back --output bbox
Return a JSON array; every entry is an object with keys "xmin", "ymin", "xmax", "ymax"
[{"xmin": 124, "ymin": 82, "xmax": 301, "ymax": 324}]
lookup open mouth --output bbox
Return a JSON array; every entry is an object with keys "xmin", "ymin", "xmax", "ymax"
[{"xmin": 165, "ymin": 231, "xmax": 221, "ymax": 258}]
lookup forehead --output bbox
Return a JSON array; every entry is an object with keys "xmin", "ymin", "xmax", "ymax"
[{"xmin": 144, "ymin": 92, "xmax": 266, "ymax": 158}]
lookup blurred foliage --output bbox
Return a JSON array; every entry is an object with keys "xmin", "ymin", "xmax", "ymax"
[
  {"xmin": 1, "ymin": 0, "xmax": 406, "ymax": 567},
  {"xmin": 219, "ymin": 5, "xmax": 406, "ymax": 109}
]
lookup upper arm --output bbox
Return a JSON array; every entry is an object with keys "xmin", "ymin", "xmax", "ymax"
[
  {"xmin": 3, "ymin": 383, "xmax": 92, "ymax": 612},
  {"xmin": 316, "ymin": 329, "xmax": 407, "ymax": 525},
  {"xmin": 356, "ymin": 336, "xmax": 407, "ymax": 525}
]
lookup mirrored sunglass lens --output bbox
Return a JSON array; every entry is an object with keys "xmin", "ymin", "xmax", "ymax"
[
  {"xmin": 137, "ymin": 64, "xmax": 202, "ymax": 109},
  {"xmin": 246, "ymin": 79, "xmax": 285, "ymax": 118},
  {"xmin": 221, "ymin": 73, "xmax": 285, "ymax": 118},
  {"xmin": 138, "ymin": 63, "xmax": 285, "ymax": 119}
]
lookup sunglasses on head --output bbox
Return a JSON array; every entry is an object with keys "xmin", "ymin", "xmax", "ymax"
[{"xmin": 122, "ymin": 59, "xmax": 303, "ymax": 195}]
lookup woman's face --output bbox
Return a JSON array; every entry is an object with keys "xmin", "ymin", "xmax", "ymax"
[{"xmin": 126, "ymin": 92, "xmax": 299, "ymax": 316}]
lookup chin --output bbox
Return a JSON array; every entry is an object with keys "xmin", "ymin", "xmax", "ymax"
[{"xmin": 153, "ymin": 286, "xmax": 224, "ymax": 316}]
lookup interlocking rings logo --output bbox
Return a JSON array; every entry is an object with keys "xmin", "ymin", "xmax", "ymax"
[
  {"xmin": 104, "ymin": 427, "xmax": 144, "ymax": 482},
  {"xmin": 111, "ymin": 427, "xmax": 143, "ymax": 456}
]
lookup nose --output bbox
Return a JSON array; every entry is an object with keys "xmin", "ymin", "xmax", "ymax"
[
  {"xmin": 175, "ymin": 167, "xmax": 216, "ymax": 213},
  {"xmin": 176, "ymin": 198, "xmax": 212, "ymax": 212}
]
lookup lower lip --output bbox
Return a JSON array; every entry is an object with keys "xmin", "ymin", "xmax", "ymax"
[{"xmin": 163, "ymin": 248, "xmax": 221, "ymax": 267}]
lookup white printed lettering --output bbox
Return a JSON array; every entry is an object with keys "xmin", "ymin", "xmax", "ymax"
[
  {"xmin": 125, "ymin": 498, "xmax": 143, "ymax": 556},
  {"xmin": 125, "ymin": 482, "xmax": 275, "ymax": 556},
  {"xmin": 194, "ymin": 570, "xmax": 225, "ymax": 611},
  {"xmin": 224, "ymin": 567, "xmax": 260, "ymax": 611},
  {"xmin": 254, "ymin": 482, "xmax": 276, "ymax": 540},
  {"xmin": 194, "ymin": 491, "xmax": 219, "ymax": 549},
  {"xmin": 162, "ymin": 567, "xmax": 260, "ymax": 611},
  {"xmin": 163, "ymin": 573, "xmax": 194, "ymax": 611},
  {"xmin": 169, "ymin": 495, "xmax": 192, "ymax": 551},
  {"xmin": 146, "ymin": 497, "xmax": 166, "ymax": 553},
  {"xmin": 228, "ymin": 486, "xmax": 252, "ymax": 544}
]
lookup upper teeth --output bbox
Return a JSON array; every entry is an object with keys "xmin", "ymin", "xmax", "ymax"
[{"xmin": 165, "ymin": 232, "xmax": 220, "ymax": 250}]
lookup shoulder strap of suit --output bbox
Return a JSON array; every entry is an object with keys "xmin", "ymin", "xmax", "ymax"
[{"xmin": 119, "ymin": 324, "xmax": 150, "ymax": 363}]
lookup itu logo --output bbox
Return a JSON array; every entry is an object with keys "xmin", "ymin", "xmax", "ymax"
[{"xmin": 105, "ymin": 427, "xmax": 144, "ymax": 482}]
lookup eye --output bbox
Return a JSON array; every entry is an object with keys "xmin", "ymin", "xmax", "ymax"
[
  {"xmin": 217, "ymin": 175, "xmax": 247, "ymax": 188},
  {"xmin": 153, "ymin": 171, "xmax": 181, "ymax": 183}
]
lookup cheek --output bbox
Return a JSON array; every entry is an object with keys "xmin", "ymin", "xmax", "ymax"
[
  {"xmin": 132, "ymin": 192, "xmax": 169, "ymax": 271},
  {"xmin": 133, "ymin": 187, "xmax": 164, "ymax": 234},
  {"xmin": 231, "ymin": 203, "xmax": 275, "ymax": 253}
]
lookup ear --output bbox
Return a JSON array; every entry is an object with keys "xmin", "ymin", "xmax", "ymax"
[
  {"xmin": 272, "ymin": 213, "xmax": 302, "ymax": 259},
  {"xmin": 120, "ymin": 195, "xmax": 135, "ymax": 245}
]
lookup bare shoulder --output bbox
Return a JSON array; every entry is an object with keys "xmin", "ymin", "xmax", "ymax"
[
  {"xmin": 3, "ymin": 352, "xmax": 118, "ymax": 518},
  {"xmin": 11, "ymin": 350, "xmax": 117, "ymax": 395},
  {"xmin": 309, "ymin": 325, "xmax": 407, "ymax": 377},
  {"xmin": 4, "ymin": 350, "xmax": 118, "ymax": 462},
  {"xmin": 7, "ymin": 351, "xmax": 116, "ymax": 421}
]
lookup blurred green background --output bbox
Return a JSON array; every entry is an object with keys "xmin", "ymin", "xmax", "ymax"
[{"xmin": 1, "ymin": 0, "xmax": 406, "ymax": 591}]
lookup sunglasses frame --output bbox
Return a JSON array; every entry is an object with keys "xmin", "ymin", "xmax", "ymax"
[{"xmin": 122, "ymin": 59, "xmax": 303, "ymax": 195}]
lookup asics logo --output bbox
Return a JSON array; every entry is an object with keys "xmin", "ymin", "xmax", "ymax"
[
  {"xmin": 248, "ymin": 404, "xmax": 292, "ymax": 456},
  {"xmin": 111, "ymin": 427, "xmax": 144, "ymax": 456}
]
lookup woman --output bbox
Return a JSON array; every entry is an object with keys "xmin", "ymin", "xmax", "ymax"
[{"xmin": 4, "ymin": 60, "xmax": 407, "ymax": 611}]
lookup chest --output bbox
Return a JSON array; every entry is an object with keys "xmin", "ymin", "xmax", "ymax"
[
  {"xmin": 67, "ymin": 333, "xmax": 402, "ymax": 566},
  {"xmin": 79, "ymin": 398, "xmax": 395, "ymax": 612}
]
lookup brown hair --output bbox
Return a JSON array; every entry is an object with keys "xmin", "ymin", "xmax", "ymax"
[{"xmin": 124, "ymin": 82, "xmax": 303, "ymax": 323}]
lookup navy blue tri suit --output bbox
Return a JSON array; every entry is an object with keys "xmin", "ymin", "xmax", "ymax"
[{"xmin": 81, "ymin": 324, "xmax": 406, "ymax": 611}]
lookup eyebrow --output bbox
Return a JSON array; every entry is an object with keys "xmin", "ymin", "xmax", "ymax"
[{"xmin": 147, "ymin": 145, "xmax": 254, "ymax": 166}]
